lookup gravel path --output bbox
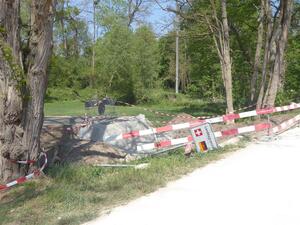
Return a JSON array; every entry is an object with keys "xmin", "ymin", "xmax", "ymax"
[{"xmin": 84, "ymin": 127, "xmax": 300, "ymax": 225}]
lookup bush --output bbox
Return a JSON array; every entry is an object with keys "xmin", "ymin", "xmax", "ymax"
[
  {"xmin": 136, "ymin": 88, "xmax": 205, "ymax": 107},
  {"xmin": 45, "ymin": 88, "xmax": 105, "ymax": 102}
]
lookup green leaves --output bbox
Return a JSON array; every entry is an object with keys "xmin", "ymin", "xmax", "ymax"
[{"xmin": 94, "ymin": 24, "xmax": 160, "ymax": 102}]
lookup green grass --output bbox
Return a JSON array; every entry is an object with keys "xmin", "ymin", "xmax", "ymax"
[
  {"xmin": 0, "ymin": 142, "xmax": 246, "ymax": 225},
  {"xmin": 45, "ymin": 101, "xmax": 88, "ymax": 117},
  {"xmin": 44, "ymin": 100, "xmax": 226, "ymax": 125}
]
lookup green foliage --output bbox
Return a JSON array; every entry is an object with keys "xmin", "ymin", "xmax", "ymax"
[
  {"xmin": 45, "ymin": 87, "xmax": 101, "ymax": 102},
  {"xmin": 48, "ymin": 55, "xmax": 90, "ymax": 90},
  {"xmin": 283, "ymin": 34, "xmax": 300, "ymax": 102},
  {"xmin": 131, "ymin": 26, "xmax": 160, "ymax": 102},
  {"xmin": 96, "ymin": 0, "xmax": 129, "ymax": 29},
  {"xmin": 94, "ymin": 24, "xmax": 160, "ymax": 103},
  {"xmin": 47, "ymin": 0, "xmax": 300, "ymax": 108},
  {"xmin": 94, "ymin": 23, "xmax": 135, "ymax": 101}
]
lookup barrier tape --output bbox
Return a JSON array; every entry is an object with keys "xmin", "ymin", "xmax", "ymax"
[
  {"xmin": 137, "ymin": 123, "xmax": 271, "ymax": 152},
  {"xmin": 104, "ymin": 103, "xmax": 300, "ymax": 142},
  {"xmin": 0, "ymin": 153, "xmax": 47, "ymax": 191},
  {"xmin": 137, "ymin": 114, "xmax": 300, "ymax": 152},
  {"xmin": 76, "ymin": 101, "xmax": 257, "ymax": 130},
  {"xmin": 9, "ymin": 159, "xmax": 36, "ymax": 165},
  {"xmin": 272, "ymin": 114, "xmax": 300, "ymax": 134},
  {"xmin": 116, "ymin": 100, "xmax": 257, "ymax": 120}
]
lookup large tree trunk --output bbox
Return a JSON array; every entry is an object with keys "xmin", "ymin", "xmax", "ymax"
[
  {"xmin": 0, "ymin": 0, "xmax": 25, "ymax": 181},
  {"xmin": 22, "ymin": 0, "xmax": 55, "ymax": 168},
  {"xmin": 263, "ymin": 0, "xmax": 293, "ymax": 107},
  {"xmin": 0, "ymin": 0, "xmax": 55, "ymax": 182}
]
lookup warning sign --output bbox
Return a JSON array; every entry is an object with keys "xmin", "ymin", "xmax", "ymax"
[{"xmin": 190, "ymin": 123, "xmax": 218, "ymax": 153}]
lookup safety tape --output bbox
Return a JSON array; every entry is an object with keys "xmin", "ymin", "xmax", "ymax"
[
  {"xmin": 0, "ymin": 152, "xmax": 47, "ymax": 191},
  {"xmin": 104, "ymin": 103, "xmax": 300, "ymax": 142},
  {"xmin": 116, "ymin": 100, "xmax": 257, "ymax": 120},
  {"xmin": 76, "ymin": 101, "xmax": 257, "ymax": 131},
  {"xmin": 272, "ymin": 114, "xmax": 300, "ymax": 133},
  {"xmin": 9, "ymin": 159, "xmax": 36, "ymax": 165},
  {"xmin": 137, "ymin": 123, "xmax": 271, "ymax": 152}
]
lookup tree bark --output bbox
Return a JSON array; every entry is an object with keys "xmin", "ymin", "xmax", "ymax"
[
  {"xmin": 22, "ymin": 0, "xmax": 55, "ymax": 167},
  {"xmin": 0, "ymin": 0, "xmax": 25, "ymax": 181},
  {"xmin": 256, "ymin": 0, "xmax": 272, "ymax": 109},
  {"xmin": 60, "ymin": 1, "xmax": 68, "ymax": 56},
  {"xmin": 263, "ymin": 0, "xmax": 293, "ymax": 107},
  {"xmin": 0, "ymin": 0, "xmax": 55, "ymax": 182},
  {"xmin": 250, "ymin": 0, "xmax": 264, "ymax": 103},
  {"xmin": 221, "ymin": 0, "xmax": 234, "ymax": 114}
]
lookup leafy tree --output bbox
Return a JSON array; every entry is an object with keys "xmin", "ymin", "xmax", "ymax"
[
  {"xmin": 95, "ymin": 23, "xmax": 135, "ymax": 101},
  {"xmin": 131, "ymin": 26, "xmax": 160, "ymax": 102}
]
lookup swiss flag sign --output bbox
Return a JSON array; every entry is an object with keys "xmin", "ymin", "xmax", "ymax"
[{"xmin": 194, "ymin": 128, "xmax": 203, "ymax": 137}]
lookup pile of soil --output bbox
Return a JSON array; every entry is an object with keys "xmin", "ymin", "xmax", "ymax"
[{"xmin": 41, "ymin": 125, "xmax": 129, "ymax": 167}]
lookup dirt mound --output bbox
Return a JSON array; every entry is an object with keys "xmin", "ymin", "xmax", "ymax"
[{"xmin": 41, "ymin": 125, "xmax": 130, "ymax": 166}]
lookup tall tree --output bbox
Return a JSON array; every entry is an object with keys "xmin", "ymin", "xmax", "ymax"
[
  {"xmin": 206, "ymin": 0, "xmax": 234, "ymax": 114},
  {"xmin": 156, "ymin": 0, "xmax": 235, "ymax": 113},
  {"xmin": 256, "ymin": 0, "xmax": 294, "ymax": 108},
  {"xmin": 250, "ymin": 0, "xmax": 265, "ymax": 103},
  {"xmin": 263, "ymin": 0, "xmax": 294, "ymax": 107},
  {"xmin": 0, "ymin": 0, "xmax": 55, "ymax": 181}
]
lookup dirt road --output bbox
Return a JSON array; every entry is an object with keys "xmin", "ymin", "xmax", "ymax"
[{"xmin": 84, "ymin": 127, "xmax": 300, "ymax": 225}]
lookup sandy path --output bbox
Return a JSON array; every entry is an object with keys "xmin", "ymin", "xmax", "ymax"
[{"xmin": 84, "ymin": 127, "xmax": 300, "ymax": 225}]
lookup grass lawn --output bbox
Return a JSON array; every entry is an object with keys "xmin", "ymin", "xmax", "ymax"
[
  {"xmin": 44, "ymin": 100, "xmax": 227, "ymax": 125},
  {"xmin": 0, "ymin": 142, "xmax": 246, "ymax": 225}
]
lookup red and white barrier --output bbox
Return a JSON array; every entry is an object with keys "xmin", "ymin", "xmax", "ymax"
[
  {"xmin": 0, "ymin": 153, "xmax": 47, "ymax": 191},
  {"xmin": 105, "ymin": 103, "xmax": 300, "ymax": 142},
  {"xmin": 272, "ymin": 114, "xmax": 300, "ymax": 133},
  {"xmin": 9, "ymin": 159, "xmax": 37, "ymax": 165},
  {"xmin": 137, "ymin": 123, "xmax": 271, "ymax": 152}
]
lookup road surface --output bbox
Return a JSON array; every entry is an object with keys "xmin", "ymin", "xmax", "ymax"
[{"xmin": 84, "ymin": 126, "xmax": 300, "ymax": 225}]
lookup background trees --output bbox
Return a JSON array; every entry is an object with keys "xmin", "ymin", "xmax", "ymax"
[{"xmin": 47, "ymin": 0, "xmax": 299, "ymax": 108}]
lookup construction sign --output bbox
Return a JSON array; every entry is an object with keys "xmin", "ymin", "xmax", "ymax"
[{"xmin": 190, "ymin": 123, "xmax": 218, "ymax": 153}]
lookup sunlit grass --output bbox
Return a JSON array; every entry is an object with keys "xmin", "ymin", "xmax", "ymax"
[
  {"xmin": 0, "ymin": 142, "xmax": 246, "ymax": 225},
  {"xmin": 44, "ymin": 100, "xmax": 226, "ymax": 125}
]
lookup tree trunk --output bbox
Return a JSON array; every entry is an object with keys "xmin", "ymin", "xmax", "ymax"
[
  {"xmin": 221, "ymin": 0, "xmax": 234, "ymax": 114},
  {"xmin": 0, "ymin": 0, "xmax": 55, "ymax": 182},
  {"xmin": 0, "ymin": 0, "xmax": 25, "ymax": 181},
  {"xmin": 263, "ymin": 0, "xmax": 293, "ymax": 107},
  {"xmin": 250, "ymin": 0, "xmax": 264, "ymax": 103},
  {"xmin": 208, "ymin": 0, "xmax": 234, "ymax": 114},
  {"xmin": 256, "ymin": 0, "xmax": 272, "ymax": 109},
  {"xmin": 22, "ymin": 0, "xmax": 55, "ymax": 167},
  {"xmin": 60, "ymin": 4, "xmax": 68, "ymax": 57}
]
